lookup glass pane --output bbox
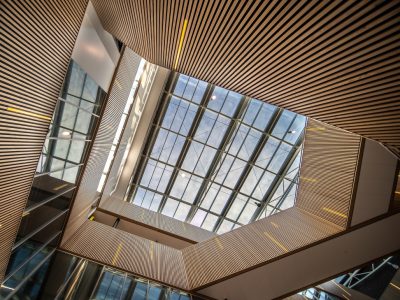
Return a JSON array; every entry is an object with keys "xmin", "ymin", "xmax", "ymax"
[
  {"xmin": 210, "ymin": 187, "xmax": 231, "ymax": 214},
  {"xmin": 194, "ymin": 110, "xmax": 217, "ymax": 144},
  {"xmin": 174, "ymin": 203, "xmax": 191, "ymax": 221},
  {"xmin": 221, "ymin": 91, "xmax": 241, "ymax": 117},
  {"xmin": 226, "ymin": 195, "xmax": 247, "ymax": 221},
  {"xmin": 200, "ymin": 183, "xmax": 219, "ymax": 210},
  {"xmin": 208, "ymin": 87, "xmax": 228, "ymax": 112},
  {"xmin": 223, "ymin": 158, "xmax": 246, "ymax": 189},
  {"xmin": 253, "ymin": 103, "xmax": 276, "ymax": 131},
  {"xmin": 182, "ymin": 175, "xmax": 203, "ymax": 204},
  {"xmin": 268, "ymin": 142, "xmax": 292, "ymax": 173},
  {"xmin": 238, "ymin": 200, "xmax": 257, "ymax": 224},
  {"xmin": 217, "ymin": 220, "xmax": 234, "ymax": 235},
  {"xmin": 255, "ymin": 137, "xmax": 280, "ymax": 168},
  {"xmin": 182, "ymin": 77, "xmax": 198, "ymax": 101},
  {"xmin": 207, "ymin": 114, "xmax": 230, "ymax": 148},
  {"xmin": 162, "ymin": 198, "xmax": 179, "ymax": 217},
  {"xmin": 242, "ymin": 99, "xmax": 261, "ymax": 126},
  {"xmin": 201, "ymin": 213, "xmax": 218, "ymax": 231},
  {"xmin": 190, "ymin": 209, "xmax": 207, "ymax": 227},
  {"xmin": 272, "ymin": 110, "xmax": 296, "ymax": 139},
  {"xmin": 284, "ymin": 114, "xmax": 306, "ymax": 144},
  {"xmin": 173, "ymin": 74, "xmax": 189, "ymax": 97},
  {"xmin": 240, "ymin": 166, "xmax": 263, "ymax": 196}
]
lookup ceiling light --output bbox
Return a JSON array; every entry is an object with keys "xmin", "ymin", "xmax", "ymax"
[
  {"xmin": 288, "ymin": 130, "xmax": 296, "ymax": 134},
  {"xmin": 62, "ymin": 131, "xmax": 71, "ymax": 136},
  {"xmin": 180, "ymin": 173, "xmax": 186, "ymax": 178},
  {"xmin": 211, "ymin": 95, "xmax": 216, "ymax": 100}
]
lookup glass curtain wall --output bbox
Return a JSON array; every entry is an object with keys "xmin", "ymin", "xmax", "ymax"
[
  {"xmin": 2, "ymin": 250, "xmax": 208, "ymax": 300},
  {"xmin": 127, "ymin": 73, "xmax": 306, "ymax": 234},
  {"xmin": 1, "ymin": 61, "xmax": 107, "ymax": 298}
]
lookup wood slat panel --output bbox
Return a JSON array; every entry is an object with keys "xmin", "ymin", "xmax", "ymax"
[
  {"xmin": 296, "ymin": 119, "xmax": 362, "ymax": 228},
  {"xmin": 90, "ymin": 0, "xmax": 400, "ymax": 155},
  {"xmin": 62, "ymin": 48, "xmax": 141, "ymax": 244},
  {"xmin": 62, "ymin": 220, "xmax": 189, "ymax": 290},
  {"xmin": 100, "ymin": 197, "xmax": 216, "ymax": 243},
  {"xmin": 182, "ymin": 207, "xmax": 341, "ymax": 289},
  {"xmin": 0, "ymin": 0, "xmax": 87, "ymax": 282}
]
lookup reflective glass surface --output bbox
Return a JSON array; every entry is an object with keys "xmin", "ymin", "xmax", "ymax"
[{"xmin": 128, "ymin": 73, "xmax": 307, "ymax": 233}]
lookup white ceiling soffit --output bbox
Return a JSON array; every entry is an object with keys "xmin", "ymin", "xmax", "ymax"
[{"xmin": 71, "ymin": 1, "xmax": 120, "ymax": 92}]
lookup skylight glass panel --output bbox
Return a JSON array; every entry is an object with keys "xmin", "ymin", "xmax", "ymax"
[{"xmin": 127, "ymin": 73, "xmax": 307, "ymax": 233}]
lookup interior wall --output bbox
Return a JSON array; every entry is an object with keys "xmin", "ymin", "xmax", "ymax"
[{"xmin": 0, "ymin": 0, "xmax": 88, "ymax": 282}]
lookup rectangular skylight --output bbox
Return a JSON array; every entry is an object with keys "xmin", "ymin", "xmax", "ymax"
[{"xmin": 127, "ymin": 73, "xmax": 306, "ymax": 234}]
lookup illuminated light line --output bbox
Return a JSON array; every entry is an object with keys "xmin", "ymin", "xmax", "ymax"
[
  {"xmin": 174, "ymin": 19, "xmax": 188, "ymax": 69},
  {"xmin": 149, "ymin": 241, "xmax": 154, "ymax": 261},
  {"xmin": 300, "ymin": 176, "xmax": 318, "ymax": 183},
  {"xmin": 7, "ymin": 107, "xmax": 51, "ymax": 121},
  {"xmin": 115, "ymin": 80, "xmax": 122, "ymax": 89},
  {"xmin": 323, "ymin": 207, "xmax": 347, "ymax": 219},
  {"xmin": 395, "ymin": 191, "xmax": 400, "ymax": 195},
  {"xmin": 112, "ymin": 243, "xmax": 123, "ymax": 265},
  {"xmin": 53, "ymin": 183, "xmax": 69, "ymax": 191},
  {"xmin": 215, "ymin": 238, "xmax": 224, "ymax": 250},
  {"xmin": 307, "ymin": 127, "xmax": 325, "ymax": 131},
  {"xmin": 270, "ymin": 222, "xmax": 279, "ymax": 228},
  {"xmin": 0, "ymin": 284, "xmax": 15, "ymax": 291},
  {"xmin": 390, "ymin": 282, "xmax": 400, "ymax": 291},
  {"xmin": 264, "ymin": 232, "xmax": 288, "ymax": 252},
  {"xmin": 342, "ymin": 294, "xmax": 350, "ymax": 300}
]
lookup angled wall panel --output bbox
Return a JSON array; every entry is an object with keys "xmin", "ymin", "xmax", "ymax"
[
  {"xmin": 296, "ymin": 119, "xmax": 362, "ymax": 228},
  {"xmin": 62, "ymin": 220, "xmax": 189, "ymax": 290},
  {"xmin": 0, "ymin": 0, "xmax": 87, "ymax": 282},
  {"xmin": 91, "ymin": 0, "xmax": 400, "ymax": 155},
  {"xmin": 100, "ymin": 198, "xmax": 216, "ymax": 243},
  {"xmin": 62, "ymin": 48, "xmax": 141, "ymax": 244}
]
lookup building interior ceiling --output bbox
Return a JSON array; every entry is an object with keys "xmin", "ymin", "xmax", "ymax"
[
  {"xmin": 91, "ymin": 0, "xmax": 400, "ymax": 157},
  {"xmin": 0, "ymin": 0, "xmax": 399, "ymax": 299}
]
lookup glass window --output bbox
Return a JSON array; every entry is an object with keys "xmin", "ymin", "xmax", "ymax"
[
  {"xmin": 208, "ymin": 87, "xmax": 228, "ymax": 112},
  {"xmin": 162, "ymin": 198, "xmax": 179, "ymax": 217},
  {"xmin": 128, "ymin": 73, "xmax": 307, "ymax": 233}
]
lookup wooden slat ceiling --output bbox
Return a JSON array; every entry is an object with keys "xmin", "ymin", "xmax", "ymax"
[
  {"xmin": 91, "ymin": 0, "xmax": 400, "ymax": 156},
  {"xmin": 0, "ymin": 0, "xmax": 87, "ymax": 282}
]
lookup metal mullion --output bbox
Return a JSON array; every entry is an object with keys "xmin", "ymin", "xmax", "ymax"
[
  {"xmin": 4, "ymin": 249, "xmax": 56, "ymax": 300},
  {"xmin": 136, "ymin": 184, "xmax": 194, "ymax": 207},
  {"xmin": 24, "ymin": 186, "xmax": 76, "ymax": 214},
  {"xmin": 245, "ymin": 111, "xmax": 298, "ymax": 199},
  {"xmin": 148, "ymin": 123, "xmax": 228, "ymax": 154},
  {"xmin": 174, "ymin": 96, "xmax": 196, "ymax": 135},
  {"xmin": 185, "ymin": 96, "xmax": 248, "ymax": 222},
  {"xmin": 270, "ymin": 173, "xmax": 299, "ymax": 216},
  {"xmin": 58, "ymin": 97, "xmax": 100, "ymax": 117},
  {"xmin": 3, "ymin": 230, "xmax": 61, "ymax": 283},
  {"xmin": 246, "ymin": 138, "xmax": 284, "ymax": 200},
  {"xmin": 12, "ymin": 209, "xmax": 68, "ymax": 251},
  {"xmin": 62, "ymin": 73, "xmax": 88, "ymax": 170},
  {"xmin": 129, "ymin": 89, "xmax": 172, "ymax": 193},
  {"xmin": 251, "ymin": 133, "xmax": 304, "ymax": 222},
  {"xmin": 157, "ymin": 82, "xmax": 213, "ymax": 212},
  {"xmin": 46, "ymin": 136, "xmax": 91, "ymax": 142},
  {"xmin": 35, "ymin": 163, "xmax": 83, "ymax": 178},
  {"xmin": 48, "ymin": 153, "xmax": 87, "ymax": 167},
  {"xmin": 212, "ymin": 108, "xmax": 283, "ymax": 232}
]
